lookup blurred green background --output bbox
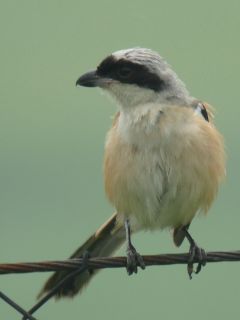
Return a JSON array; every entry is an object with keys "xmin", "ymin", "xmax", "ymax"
[{"xmin": 1, "ymin": 0, "xmax": 240, "ymax": 319}]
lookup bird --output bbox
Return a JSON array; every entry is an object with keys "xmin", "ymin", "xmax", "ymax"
[{"xmin": 38, "ymin": 47, "xmax": 226, "ymax": 299}]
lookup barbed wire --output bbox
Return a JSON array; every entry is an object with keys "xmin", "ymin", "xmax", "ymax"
[
  {"xmin": 1, "ymin": 250, "xmax": 240, "ymax": 275},
  {"xmin": 1, "ymin": 250, "xmax": 240, "ymax": 320}
]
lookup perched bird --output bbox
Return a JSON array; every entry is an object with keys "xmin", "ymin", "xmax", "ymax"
[{"xmin": 39, "ymin": 48, "xmax": 225, "ymax": 299}]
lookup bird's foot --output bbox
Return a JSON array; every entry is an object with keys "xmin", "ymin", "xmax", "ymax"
[
  {"xmin": 187, "ymin": 241, "xmax": 207, "ymax": 279},
  {"xmin": 126, "ymin": 244, "xmax": 145, "ymax": 275}
]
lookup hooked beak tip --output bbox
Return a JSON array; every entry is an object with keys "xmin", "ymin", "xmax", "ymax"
[{"xmin": 76, "ymin": 70, "xmax": 99, "ymax": 88}]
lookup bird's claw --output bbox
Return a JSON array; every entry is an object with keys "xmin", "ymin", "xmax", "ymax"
[
  {"xmin": 187, "ymin": 242, "xmax": 206, "ymax": 279},
  {"xmin": 126, "ymin": 244, "xmax": 145, "ymax": 275}
]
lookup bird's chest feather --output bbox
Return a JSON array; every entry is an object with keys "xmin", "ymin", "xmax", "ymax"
[
  {"xmin": 103, "ymin": 107, "xmax": 225, "ymax": 230},
  {"xmin": 104, "ymin": 109, "xmax": 166, "ymax": 226},
  {"xmin": 104, "ymin": 136, "xmax": 165, "ymax": 225}
]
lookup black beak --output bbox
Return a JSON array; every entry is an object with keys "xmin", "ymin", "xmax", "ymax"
[{"xmin": 76, "ymin": 70, "xmax": 100, "ymax": 87}]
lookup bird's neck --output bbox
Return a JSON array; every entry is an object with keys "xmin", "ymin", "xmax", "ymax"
[{"xmin": 116, "ymin": 102, "xmax": 164, "ymax": 146}]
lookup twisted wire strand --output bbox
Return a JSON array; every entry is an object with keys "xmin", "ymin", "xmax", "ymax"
[{"xmin": 1, "ymin": 250, "xmax": 240, "ymax": 275}]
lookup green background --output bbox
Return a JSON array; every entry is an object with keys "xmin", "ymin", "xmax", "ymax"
[{"xmin": 1, "ymin": 1, "xmax": 240, "ymax": 319}]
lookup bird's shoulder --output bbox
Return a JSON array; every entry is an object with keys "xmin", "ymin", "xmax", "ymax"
[{"xmin": 191, "ymin": 100, "xmax": 214, "ymax": 123}]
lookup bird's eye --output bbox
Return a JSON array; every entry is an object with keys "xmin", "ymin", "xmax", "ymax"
[{"xmin": 117, "ymin": 67, "xmax": 132, "ymax": 78}]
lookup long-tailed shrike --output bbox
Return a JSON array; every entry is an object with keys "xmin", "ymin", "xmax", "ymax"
[{"xmin": 39, "ymin": 48, "xmax": 225, "ymax": 299}]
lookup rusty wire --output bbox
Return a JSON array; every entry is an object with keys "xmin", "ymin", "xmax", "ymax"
[
  {"xmin": 1, "ymin": 250, "xmax": 240, "ymax": 275},
  {"xmin": 1, "ymin": 250, "xmax": 240, "ymax": 320}
]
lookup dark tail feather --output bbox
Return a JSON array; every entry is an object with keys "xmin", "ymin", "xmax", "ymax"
[{"xmin": 38, "ymin": 213, "xmax": 125, "ymax": 299}]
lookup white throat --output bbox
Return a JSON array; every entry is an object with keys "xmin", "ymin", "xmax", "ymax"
[
  {"xmin": 117, "ymin": 102, "xmax": 166, "ymax": 147},
  {"xmin": 106, "ymin": 83, "xmax": 160, "ymax": 109}
]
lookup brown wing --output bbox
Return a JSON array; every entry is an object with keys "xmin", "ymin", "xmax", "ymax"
[{"xmin": 173, "ymin": 102, "xmax": 211, "ymax": 247}]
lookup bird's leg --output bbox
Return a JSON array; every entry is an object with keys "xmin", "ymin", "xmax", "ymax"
[
  {"xmin": 183, "ymin": 227, "xmax": 207, "ymax": 279},
  {"xmin": 125, "ymin": 219, "xmax": 145, "ymax": 275}
]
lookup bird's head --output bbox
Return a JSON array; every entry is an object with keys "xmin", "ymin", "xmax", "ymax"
[{"xmin": 76, "ymin": 48, "xmax": 190, "ymax": 109}]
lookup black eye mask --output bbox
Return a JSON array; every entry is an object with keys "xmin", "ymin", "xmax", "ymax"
[{"xmin": 97, "ymin": 55, "xmax": 166, "ymax": 92}]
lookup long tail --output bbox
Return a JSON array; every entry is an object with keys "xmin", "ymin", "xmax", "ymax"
[{"xmin": 38, "ymin": 213, "xmax": 125, "ymax": 299}]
